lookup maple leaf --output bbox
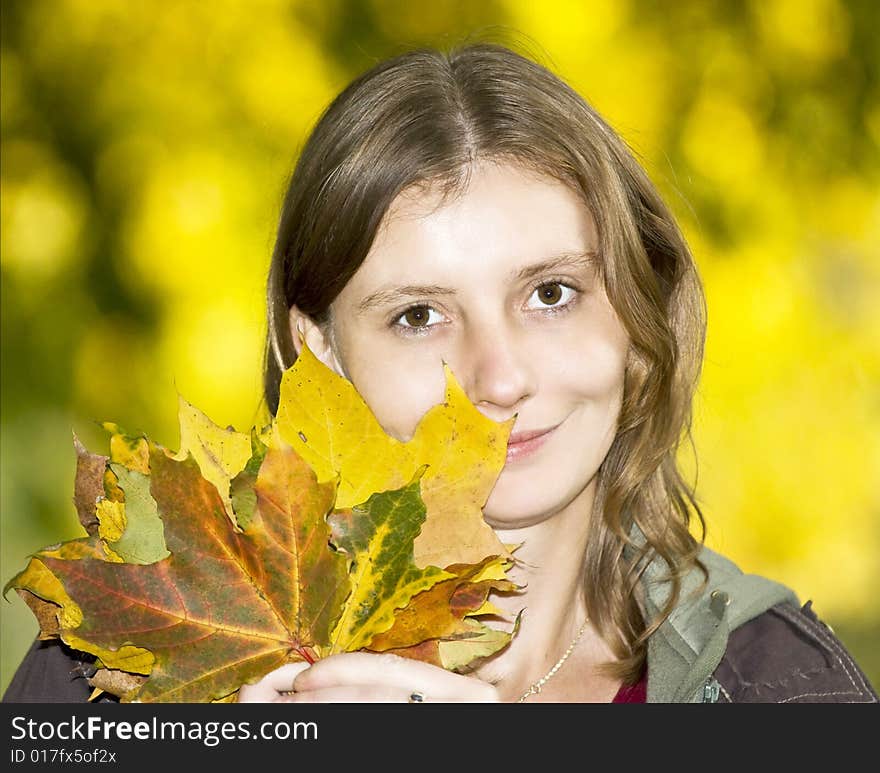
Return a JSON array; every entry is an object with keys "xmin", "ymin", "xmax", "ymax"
[
  {"xmin": 275, "ymin": 344, "xmax": 515, "ymax": 570},
  {"xmin": 5, "ymin": 343, "xmax": 519, "ymax": 702},
  {"xmin": 96, "ymin": 464, "xmax": 169, "ymax": 565},
  {"xmin": 323, "ymin": 472, "xmax": 454, "ymax": 654},
  {"xmin": 72, "ymin": 435, "xmax": 107, "ymax": 535},
  {"xmin": 172, "ymin": 395, "xmax": 252, "ymax": 521},
  {"xmin": 364, "ymin": 554, "xmax": 518, "ymax": 656},
  {"xmin": 26, "ymin": 438, "xmax": 346, "ymax": 702}
]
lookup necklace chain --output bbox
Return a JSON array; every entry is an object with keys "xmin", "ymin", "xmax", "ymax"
[{"xmin": 517, "ymin": 617, "xmax": 590, "ymax": 703}]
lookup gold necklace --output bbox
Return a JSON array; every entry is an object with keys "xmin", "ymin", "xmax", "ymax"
[{"xmin": 517, "ymin": 617, "xmax": 590, "ymax": 703}]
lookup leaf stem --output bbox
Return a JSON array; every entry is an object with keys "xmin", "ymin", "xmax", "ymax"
[{"xmin": 299, "ymin": 646, "xmax": 317, "ymax": 665}]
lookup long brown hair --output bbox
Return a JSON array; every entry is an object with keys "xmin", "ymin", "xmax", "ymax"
[{"xmin": 263, "ymin": 40, "xmax": 707, "ymax": 682}]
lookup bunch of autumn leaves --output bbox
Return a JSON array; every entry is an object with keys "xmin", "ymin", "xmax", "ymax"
[{"xmin": 6, "ymin": 345, "xmax": 520, "ymax": 703}]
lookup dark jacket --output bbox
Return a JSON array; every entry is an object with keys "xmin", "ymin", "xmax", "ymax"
[
  {"xmin": 642, "ymin": 546, "xmax": 877, "ymax": 703},
  {"xmin": 714, "ymin": 600, "xmax": 876, "ymax": 703},
  {"xmin": 3, "ymin": 547, "xmax": 877, "ymax": 703}
]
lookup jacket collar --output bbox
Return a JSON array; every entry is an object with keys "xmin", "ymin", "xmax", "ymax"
[{"xmin": 641, "ymin": 545, "xmax": 799, "ymax": 702}]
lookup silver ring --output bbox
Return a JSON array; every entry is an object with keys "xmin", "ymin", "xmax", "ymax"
[{"xmin": 407, "ymin": 691, "xmax": 425, "ymax": 703}]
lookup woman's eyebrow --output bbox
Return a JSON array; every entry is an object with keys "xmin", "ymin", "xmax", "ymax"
[
  {"xmin": 356, "ymin": 284, "xmax": 453, "ymax": 315},
  {"xmin": 514, "ymin": 250, "xmax": 599, "ymax": 282}
]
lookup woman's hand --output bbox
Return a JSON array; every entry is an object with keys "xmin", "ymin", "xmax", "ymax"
[{"xmin": 237, "ymin": 652, "xmax": 500, "ymax": 703}]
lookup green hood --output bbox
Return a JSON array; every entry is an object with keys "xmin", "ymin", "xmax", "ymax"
[{"xmin": 643, "ymin": 546, "xmax": 799, "ymax": 703}]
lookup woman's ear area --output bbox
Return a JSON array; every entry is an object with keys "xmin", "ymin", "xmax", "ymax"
[{"xmin": 288, "ymin": 305, "xmax": 343, "ymax": 375}]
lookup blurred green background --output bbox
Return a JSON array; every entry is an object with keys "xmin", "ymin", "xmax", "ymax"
[{"xmin": 2, "ymin": 0, "xmax": 878, "ymax": 697}]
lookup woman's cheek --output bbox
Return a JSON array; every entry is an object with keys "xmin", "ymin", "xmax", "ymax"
[
  {"xmin": 365, "ymin": 385, "xmax": 425, "ymax": 441},
  {"xmin": 348, "ymin": 353, "xmax": 448, "ymax": 442}
]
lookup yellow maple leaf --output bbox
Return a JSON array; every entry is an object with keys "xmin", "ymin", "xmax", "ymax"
[
  {"xmin": 173, "ymin": 395, "xmax": 252, "ymax": 521},
  {"xmin": 275, "ymin": 344, "xmax": 514, "ymax": 569}
]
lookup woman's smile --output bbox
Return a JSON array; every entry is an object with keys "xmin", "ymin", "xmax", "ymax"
[{"xmin": 505, "ymin": 423, "xmax": 559, "ymax": 463}]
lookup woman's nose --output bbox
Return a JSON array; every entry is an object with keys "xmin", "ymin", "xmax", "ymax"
[{"xmin": 458, "ymin": 322, "xmax": 537, "ymax": 417}]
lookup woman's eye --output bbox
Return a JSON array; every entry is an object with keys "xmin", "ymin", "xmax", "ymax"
[
  {"xmin": 527, "ymin": 282, "xmax": 576, "ymax": 309},
  {"xmin": 395, "ymin": 305, "xmax": 443, "ymax": 329}
]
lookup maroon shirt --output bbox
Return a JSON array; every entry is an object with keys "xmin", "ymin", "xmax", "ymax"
[{"xmin": 611, "ymin": 669, "xmax": 647, "ymax": 703}]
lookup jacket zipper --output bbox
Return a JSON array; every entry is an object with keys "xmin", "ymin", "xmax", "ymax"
[{"xmin": 701, "ymin": 677, "xmax": 721, "ymax": 703}]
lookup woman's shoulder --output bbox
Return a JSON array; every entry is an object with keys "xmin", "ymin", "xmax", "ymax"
[
  {"xmin": 2, "ymin": 639, "xmax": 104, "ymax": 703},
  {"xmin": 713, "ymin": 601, "xmax": 878, "ymax": 703}
]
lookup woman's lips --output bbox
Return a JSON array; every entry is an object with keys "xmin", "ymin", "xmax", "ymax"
[{"xmin": 505, "ymin": 425, "xmax": 557, "ymax": 463}]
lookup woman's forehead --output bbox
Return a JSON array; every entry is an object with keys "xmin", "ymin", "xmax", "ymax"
[
  {"xmin": 351, "ymin": 162, "xmax": 598, "ymax": 285},
  {"xmin": 383, "ymin": 159, "xmax": 582, "ymax": 222}
]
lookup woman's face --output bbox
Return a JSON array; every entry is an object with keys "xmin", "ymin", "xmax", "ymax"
[{"xmin": 297, "ymin": 161, "xmax": 630, "ymax": 529}]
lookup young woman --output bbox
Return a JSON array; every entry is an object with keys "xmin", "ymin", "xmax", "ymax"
[
  {"xmin": 236, "ymin": 42, "xmax": 877, "ymax": 704},
  {"xmin": 4, "ymin": 41, "xmax": 876, "ymax": 704}
]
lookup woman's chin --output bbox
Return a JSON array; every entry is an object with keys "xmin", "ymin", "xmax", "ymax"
[
  {"xmin": 481, "ymin": 487, "xmax": 558, "ymax": 533},
  {"xmin": 481, "ymin": 461, "xmax": 599, "ymax": 535}
]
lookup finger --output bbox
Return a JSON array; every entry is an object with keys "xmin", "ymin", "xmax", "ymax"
[
  {"xmin": 281, "ymin": 685, "xmax": 491, "ymax": 704},
  {"xmin": 293, "ymin": 652, "xmax": 433, "ymax": 691},
  {"xmin": 277, "ymin": 685, "xmax": 410, "ymax": 703},
  {"xmin": 237, "ymin": 661, "xmax": 311, "ymax": 702},
  {"xmin": 292, "ymin": 652, "xmax": 497, "ymax": 702}
]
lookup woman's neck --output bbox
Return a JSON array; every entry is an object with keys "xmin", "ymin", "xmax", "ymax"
[{"xmin": 473, "ymin": 478, "xmax": 616, "ymax": 700}]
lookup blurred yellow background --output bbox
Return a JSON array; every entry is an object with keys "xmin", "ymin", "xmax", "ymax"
[{"xmin": 2, "ymin": 0, "xmax": 878, "ymax": 696}]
